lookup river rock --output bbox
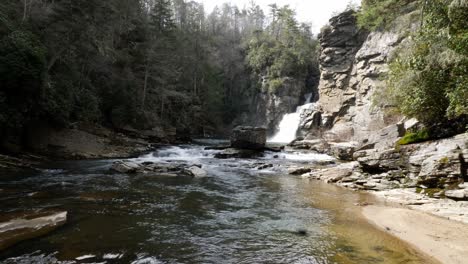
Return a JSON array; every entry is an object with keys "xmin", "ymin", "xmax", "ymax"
[
  {"xmin": 184, "ymin": 166, "xmax": 208, "ymax": 178},
  {"xmin": 214, "ymin": 148, "xmax": 261, "ymax": 159},
  {"xmin": 230, "ymin": 126, "xmax": 267, "ymax": 150},
  {"xmin": 288, "ymin": 139, "xmax": 330, "ymax": 153},
  {"xmin": 288, "ymin": 167, "xmax": 312, "ymax": 175},
  {"xmin": 329, "ymin": 142, "xmax": 358, "ymax": 161},
  {"xmin": 445, "ymin": 190, "xmax": 467, "ymax": 200},
  {"xmin": 314, "ymin": 162, "xmax": 360, "ymax": 183},
  {"xmin": 111, "ymin": 161, "xmax": 141, "ymax": 173},
  {"xmin": 0, "ymin": 211, "xmax": 67, "ymax": 251}
]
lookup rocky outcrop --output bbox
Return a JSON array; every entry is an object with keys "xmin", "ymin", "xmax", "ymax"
[
  {"xmin": 309, "ymin": 133, "xmax": 468, "ymax": 196},
  {"xmin": 230, "ymin": 126, "xmax": 267, "ymax": 150}
]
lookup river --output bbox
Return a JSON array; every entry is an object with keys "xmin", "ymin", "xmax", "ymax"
[{"xmin": 0, "ymin": 141, "xmax": 433, "ymax": 263}]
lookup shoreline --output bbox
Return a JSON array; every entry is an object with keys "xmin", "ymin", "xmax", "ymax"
[{"xmin": 361, "ymin": 194, "xmax": 468, "ymax": 264}]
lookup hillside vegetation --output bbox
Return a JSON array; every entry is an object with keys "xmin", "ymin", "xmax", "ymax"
[
  {"xmin": 0, "ymin": 0, "xmax": 317, "ymax": 149},
  {"xmin": 358, "ymin": 0, "xmax": 467, "ymax": 136}
]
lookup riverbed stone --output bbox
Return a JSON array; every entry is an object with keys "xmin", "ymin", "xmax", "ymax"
[
  {"xmin": 184, "ymin": 166, "xmax": 208, "ymax": 178},
  {"xmin": 445, "ymin": 190, "xmax": 466, "ymax": 200},
  {"xmin": 214, "ymin": 148, "xmax": 261, "ymax": 159},
  {"xmin": 230, "ymin": 126, "xmax": 267, "ymax": 150},
  {"xmin": 329, "ymin": 142, "xmax": 358, "ymax": 161},
  {"xmin": 0, "ymin": 211, "xmax": 67, "ymax": 251},
  {"xmin": 288, "ymin": 167, "xmax": 312, "ymax": 175},
  {"xmin": 111, "ymin": 161, "xmax": 141, "ymax": 173}
]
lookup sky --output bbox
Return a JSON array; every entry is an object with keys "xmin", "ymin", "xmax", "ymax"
[{"xmin": 197, "ymin": 0, "xmax": 361, "ymax": 34}]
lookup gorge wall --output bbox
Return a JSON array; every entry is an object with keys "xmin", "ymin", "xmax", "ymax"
[
  {"xmin": 304, "ymin": 9, "xmax": 419, "ymax": 149},
  {"xmin": 296, "ymin": 8, "xmax": 468, "ymax": 200}
]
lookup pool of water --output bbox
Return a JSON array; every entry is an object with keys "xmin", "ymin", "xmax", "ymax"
[{"xmin": 0, "ymin": 144, "xmax": 434, "ymax": 263}]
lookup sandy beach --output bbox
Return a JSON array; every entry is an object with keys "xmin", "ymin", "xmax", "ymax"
[{"xmin": 362, "ymin": 205, "xmax": 468, "ymax": 264}]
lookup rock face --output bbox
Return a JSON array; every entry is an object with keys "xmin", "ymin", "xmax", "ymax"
[
  {"xmin": 303, "ymin": 9, "xmax": 419, "ymax": 148},
  {"xmin": 230, "ymin": 126, "xmax": 267, "ymax": 150}
]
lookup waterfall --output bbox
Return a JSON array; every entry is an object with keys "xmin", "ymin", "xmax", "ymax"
[{"xmin": 268, "ymin": 93, "xmax": 315, "ymax": 144}]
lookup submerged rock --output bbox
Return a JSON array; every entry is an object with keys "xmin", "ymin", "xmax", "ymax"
[
  {"xmin": 230, "ymin": 126, "xmax": 267, "ymax": 150},
  {"xmin": 0, "ymin": 211, "xmax": 67, "ymax": 251}
]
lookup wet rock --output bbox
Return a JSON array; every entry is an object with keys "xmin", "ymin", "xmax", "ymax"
[
  {"xmin": 111, "ymin": 161, "xmax": 141, "ymax": 173},
  {"xmin": 288, "ymin": 139, "xmax": 330, "ymax": 153},
  {"xmin": 312, "ymin": 162, "xmax": 360, "ymax": 183},
  {"xmin": 214, "ymin": 148, "xmax": 261, "ymax": 159},
  {"xmin": 183, "ymin": 166, "xmax": 208, "ymax": 178},
  {"xmin": 205, "ymin": 145, "xmax": 230, "ymax": 151},
  {"xmin": 257, "ymin": 164, "xmax": 274, "ymax": 170},
  {"xmin": 230, "ymin": 126, "xmax": 267, "ymax": 150},
  {"xmin": 288, "ymin": 167, "xmax": 312, "ymax": 175},
  {"xmin": 0, "ymin": 211, "xmax": 67, "ymax": 251}
]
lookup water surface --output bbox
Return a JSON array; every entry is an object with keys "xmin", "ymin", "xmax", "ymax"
[{"xmin": 0, "ymin": 143, "xmax": 434, "ymax": 263}]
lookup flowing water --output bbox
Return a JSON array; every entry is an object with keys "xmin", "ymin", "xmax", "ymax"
[
  {"xmin": 0, "ymin": 142, "xmax": 434, "ymax": 264},
  {"xmin": 269, "ymin": 94, "xmax": 317, "ymax": 144}
]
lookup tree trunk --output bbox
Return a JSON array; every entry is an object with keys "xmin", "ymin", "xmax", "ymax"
[
  {"xmin": 22, "ymin": 0, "xmax": 29, "ymax": 22},
  {"xmin": 142, "ymin": 62, "xmax": 149, "ymax": 109}
]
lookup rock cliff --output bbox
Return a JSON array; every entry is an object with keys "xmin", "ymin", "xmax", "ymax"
[
  {"xmin": 304, "ymin": 9, "xmax": 419, "ymax": 148},
  {"xmin": 297, "ymin": 8, "xmax": 468, "ymax": 201}
]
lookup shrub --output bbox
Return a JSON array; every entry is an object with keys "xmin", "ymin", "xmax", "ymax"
[
  {"xmin": 356, "ymin": 0, "xmax": 417, "ymax": 31},
  {"xmin": 381, "ymin": 0, "xmax": 468, "ymax": 130}
]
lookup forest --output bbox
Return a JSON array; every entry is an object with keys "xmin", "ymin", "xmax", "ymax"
[{"xmin": 0, "ymin": 0, "xmax": 318, "ymax": 147}]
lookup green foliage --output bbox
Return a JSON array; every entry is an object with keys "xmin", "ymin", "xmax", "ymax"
[
  {"xmin": 357, "ymin": 0, "xmax": 416, "ymax": 31},
  {"xmin": 396, "ymin": 129, "xmax": 430, "ymax": 145},
  {"xmin": 382, "ymin": 0, "xmax": 467, "ymax": 130},
  {"xmin": 0, "ymin": 0, "xmax": 319, "ymax": 145},
  {"xmin": 246, "ymin": 5, "xmax": 318, "ymax": 94}
]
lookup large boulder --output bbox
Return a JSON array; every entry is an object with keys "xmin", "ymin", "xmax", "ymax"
[{"xmin": 230, "ymin": 126, "xmax": 267, "ymax": 150}]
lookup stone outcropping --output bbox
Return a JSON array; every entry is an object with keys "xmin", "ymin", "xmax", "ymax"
[
  {"xmin": 305, "ymin": 133, "xmax": 468, "ymax": 198},
  {"xmin": 295, "ymin": 8, "xmax": 467, "ymax": 202}
]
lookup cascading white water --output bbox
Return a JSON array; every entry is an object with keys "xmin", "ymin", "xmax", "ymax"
[{"xmin": 268, "ymin": 93, "xmax": 315, "ymax": 144}]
